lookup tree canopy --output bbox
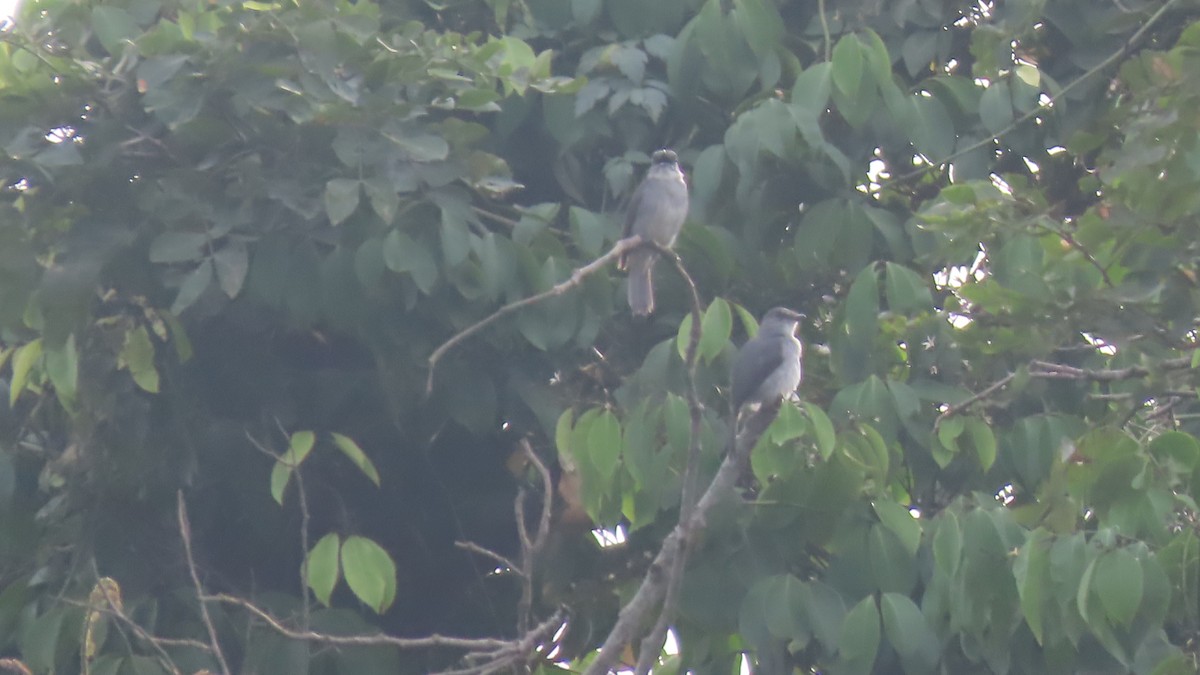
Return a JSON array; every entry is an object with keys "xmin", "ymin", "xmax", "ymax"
[{"xmin": 2, "ymin": 0, "xmax": 1200, "ymax": 673}]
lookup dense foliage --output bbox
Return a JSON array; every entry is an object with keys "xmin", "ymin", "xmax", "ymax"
[{"xmin": 3, "ymin": 0, "xmax": 1200, "ymax": 672}]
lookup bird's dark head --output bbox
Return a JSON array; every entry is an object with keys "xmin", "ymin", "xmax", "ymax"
[{"xmin": 650, "ymin": 149, "xmax": 679, "ymax": 165}]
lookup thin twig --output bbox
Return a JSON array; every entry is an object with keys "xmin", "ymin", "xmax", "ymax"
[
  {"xmin": 455, "ymin": 541, "xmax": 522, "ymax": 576},
  {"xmin": 935, "ymin": 371, "xmax": 1016, "ymax": 429},
  {"xmin": 208, "ymin": 592, "xmax": 522, "ymax": 649},
  {"xmin": 177, "ymin": 492, "xmax": 232, "ymax": 675},
  {"xmin": 426, "ymin": 236, "xmax": 645, "ymax": 395}
]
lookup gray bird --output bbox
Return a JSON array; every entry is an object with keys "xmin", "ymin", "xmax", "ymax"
[
  {"xmin": 731, "ymin": 307, "xmax": 805, "ymax": 417},
  {"xmin": 619, "ymin": 149, "xmax": 689, "ymax": 316}
]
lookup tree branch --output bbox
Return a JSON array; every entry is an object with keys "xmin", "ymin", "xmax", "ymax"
[
  {"xmin": 583, "ymin": 405, "xmax": 778, "ymax": 675},
  {"xmin": 426, "ymin": 236, "xmax": 645, "ymax": 395},
  {"xmin": 177, "ymin": 491, "xmax": 232, "ymax": 675}
]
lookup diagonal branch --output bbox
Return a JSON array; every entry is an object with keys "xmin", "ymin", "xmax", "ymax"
[
  {"xmin": 426, "ymin": 236, "xmax": 645, "ymax": 395},
  {"xmin": 583, "ymin": 405, "xmax": 779, "ymax": 675}
]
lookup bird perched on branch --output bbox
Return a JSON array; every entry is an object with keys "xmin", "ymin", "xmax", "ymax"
[
  {"xmin": 618, "ymin": 149, "xmax": 689, "ymax": 316},
  {"xmin": 731, "ymin": 307, "xmax": 805, "ymax": 420}
]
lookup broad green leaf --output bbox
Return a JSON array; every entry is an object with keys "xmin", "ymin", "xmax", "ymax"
[
  {"xmin": 92, "ymin": 6, "xmax": 139, "ymax": 55},
  {"xmin": 869, "ymin": 523, "xmax": 917, "ymax": 594},
  {"xmin": 1095, "ymin": 548, "xmax": 1143, "ymax": 628},
  {"xmin": 768, "ymin": 403, "xmax": 808, "ymax": 444},
  {"xmin": 10, "ymin": 339, "xmax": 42, "ymax": 407},
  {"xmin": 698, "ymin": 298, "xmax": 733, "ymax": 363},
  {"xmin": 149, "ymin": 232, "xmax": 207, "ymax": 263},
  {"xmin": 555, "ymin": 409, "xmax": 575, "ymax": 461},
  {"xmin": 933, "ymin": 511, "xmax": 962, "ymax": 577},
  {"xmin": 587, "ymin": 410, "xmax": 622, "ymax": 482},
  {"xmin": 838, "ymin": 595, "xmax": 880, "ymax": 673},
  {"xmin": 1148, "ymin": 431, "xmax": 1200, "ymax": 470},
  {"xmin": 44, "ymin": 334, "xmax": 78, "ymax": 409},
  {"xmin": 936, "ymin": 415, "xmax": 964, "ymax": 454},
  {"xmin": 305, "ymin": 533, "xmax": 341, "ymax": 606},
  {"xmin": 213, "ymin": 243, "xmax": 249, "ymax": 298},
  {"xmin": 341, "ymin": 535, "xmax": 397, "ymax": 613},
  {"xmin": 874, "ymin": 500, "xmax": 921, "ymax": 556},
  {"xmin": 330, "ymin": 432, "xmax": 381, "ymax": 486},
  {"xmin": 664, "ymin": 393, "xmax": 691, "ymax": 455},
  {"xmin": 831, "ymin": 35, "xmax": 864, "ymax": 98},
  {"xmin": 119, "ymin": 325, "xmax": 160, "ymax": 394},
  {"xmin": 803, "ymin": 580, "xmax": 846, "ymax": 650},
  {"xmin": 803, "ymin": 402, "xmax": 836, "ymax": 460},
  {"xmin": 382, "ymin": 230, "xmax": 439, "ymax": 294},
  {"xmin": 171, "ymin": 259, "xmax": 213, "ymax": 315},
  {"xmin": 884, "ymin": 262, "xmax": 933, "ymax": 314},
  {"xmin": 1013, "ymin": 528, "xmax": 1051, "ymax": 644},
  {"xmin": 880, "ymin": 592, "xmax": 939, "ymax": 674},
  {"xmin": 979, "ymin": 80, "xmax": 1013, "ymax": 135},
  {"xmin": 965, "ymin": 418, "xmax": 997, "ymax": 471},
  {"xmin": 324, "ymin": 178, "xmax": 361, "ymax": 226},
  {"xmin": 762, "ymin": 574, "xmax": 810, "ymax": 642}
]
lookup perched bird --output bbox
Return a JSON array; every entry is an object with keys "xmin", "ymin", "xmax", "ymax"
[
  {"xmin": 731, "ymin": 307, "xmax": 805, "ymax": 418},
  {"xmin": 619, "ymin": 149, "xmax": 689, "ymax": 316}
]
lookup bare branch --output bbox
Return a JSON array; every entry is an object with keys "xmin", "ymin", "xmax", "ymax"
[
  {"xmin": 177, "ymin": 492, "xmax": 233, "ymax": 675},
  {"xmin": 426, "ymin": 236, "xmax": 645, "ymax": 395},
  {"xmin": 455, "ymin": 541, "xmax": 522, "ymax": 577},
  {"xmin": 935, "ymin": 372, "xmax": 1016, "ymax": 430}
]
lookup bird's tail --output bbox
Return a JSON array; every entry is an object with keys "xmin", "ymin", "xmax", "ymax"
[{"xmin": 626, "ymin": 251, "xmax": 656, "ymax": 316}]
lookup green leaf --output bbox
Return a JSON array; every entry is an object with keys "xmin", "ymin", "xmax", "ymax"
[
  {"xmin": 149, "ymin": 232, "xmax": 208, "ymax": 263},
  {"xmin": 587, "ymin": 410, "xmax": 622, "ymax": 482},
  {"xmin": 270, "ymin": 431, "xmax": 316, "ymax": 505},
  {"xmin": 324, "ymin": 178, "xmax": 361, "ymax": 226},
  {"xmin": 92, "ymin": 6, "xmax": 139, "ymax": 54},
  {"xmin": 120, "ymin": 325, "xmax": 160, "ymax": 394},
  {"xmin": 1148, "ymin": 431, "xmax": 1200, "ymax": 470},
  {"xmin": 340, "ymin": 535, "xmax": 397, "ymax": 613},
  {"xmin": 213, "ymin": 243, "xmax": 249, "ymax": 298},
  {"xmin": 1095, "ymin": 548, "xmax": 1143, "ymax": 628},
  {"xmin": 838, "ymin": 595, "xmax": 880, "ymax": 674},
  {"xmin": 874, "ymin": 500, "xmax": 921, "ymax": 556},
  {"xmin": 698, "ymin": 298, "xmax": 733, "ymax": 363},
  {"xmin": 383, "ymin": 230, "xmax": 439, "ymax": 294},
  {"xmin": 768, "ymin": 403, "xmax": 808, "ymax": 444},
  {"xmin": 10, "ymin": 338, "xmax": 42, "ymax": 407},
  {"xmin": 664, "ymin": 393, "xmax": 691, "ymax": 455},
  {"xmin": 305, "ymin": 533, "xmax": 341, "ymax": 606},
  {"xmin": 44, "ymin": 334, "xmax": 79, "ymax": 409},
  {"xmin": 933, "ymin": 511, "xmax": 962, "ymax": 578},
  {"xmin": 979, "ymin": 80, "xmax": 1013, "ymax": 135},
  {"xmin": 965, "ymin": 417, "xmax": 997, "ymax": 471},
  {"xmin": 936, "ymin": 415, "xmax": 964, "ymax": 454},
  {"xmin": 883, "ymin": 262, "xmax": 933, "ymax": 314},
  {"xmin": 803, "ymin": 402, "xmax": 836, "ymax": 460},
  {"xmin": 831, "ymin": 35, "xmax": 864, "ymax": 98},
  {"xmin": 880, "ymin": 592, "xmax": 939, "ymax": 674},
  {"xmin": 363, "ymin": 177, "xmax": 401, "ymax": 224},
  {"xmin": 330, "ymin": 432, "xmax": 381, "ymax": 487},
  {"xmin": 1014, "ymin": 528, "xmax": 1051, "ymax": 644},
  {"xmin": 869, "ymin": 523, "xmax": 917, "ymax": 594},
  {"xmin": 171, "ymin": 259, "xmax": 213, "ymax": 315}
]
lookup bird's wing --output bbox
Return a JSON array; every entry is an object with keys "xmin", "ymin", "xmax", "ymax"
[
  {"xmin": 732, "ymin": 336, "xmax": 789, "ymax": 409},
  {"xmin": 622, "ymin": 180, "xmax": 648, "ymax": 240}
]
